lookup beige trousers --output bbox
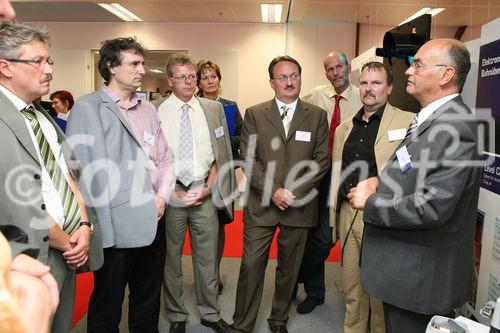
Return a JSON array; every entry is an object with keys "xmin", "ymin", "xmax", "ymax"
[{"xmin": 339, "ymin": 201, "xmax": 385, "ymax": 333}]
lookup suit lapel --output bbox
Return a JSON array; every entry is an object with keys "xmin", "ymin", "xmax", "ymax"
[
  {"xmin": 97, "ymin": 90, "xmax": 142, "ymax": 147},
  {"xmin": 198, "ymin": 97, "xmax": 219, "ymax": 158},
  {"xmin": 374, "ymin": 104, "xmax": 396, "ymax": 145},
  {"xmin": 0, "ymin": 91, "xmax": 40, "ymax": 162},
  {"xmin": 263, "ymin": 100, "xmax": 287, "ymax": 141},
  {"xmin": 287, "ymin": 99, "xmax": 310, "ymax": 141}
]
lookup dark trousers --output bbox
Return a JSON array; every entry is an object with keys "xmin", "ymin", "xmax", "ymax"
[
  {"xmin": 297, "ymin": 169, "xmax": 333, "ymax": 299},
  {"xmin": 87, "ymin": 219, "xmax": 166, "ymax": 333},
  {"xmin": 383, "ymin": 302, "xmax": 435, "ymax": 333}
]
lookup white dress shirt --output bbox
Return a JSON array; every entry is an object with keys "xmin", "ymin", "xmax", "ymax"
[
  {"xmin": 416, "ymin": 93, "xmax": 459, "ymax": 127},
  {"xmin": 158, "ymin": 94, "xmax": 214, "ymax": 181},
  {"xmin": 0, "ymin": 85, "xmax": 70, "ymax": 228},
  {"xmin": 303, "ymin": 83, "xmax": 363, "ymax": 126}
]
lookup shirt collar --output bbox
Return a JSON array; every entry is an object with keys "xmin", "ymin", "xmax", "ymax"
[
  {"xmin": 275, "ymin": 97, "xmax": 298, "ymax": 112},
  {"xmin": 100, "ymin": 84, "xmax": 142, "ymax": 109},
  {"xmin": 329, "ymin": 83, "xmax": 354, "ymax": 101},
  {"xmin": 0, "ymin": 84, "xmax": 29, "ymax": 111},
  {"xmin": 353, "ymin": 104, "xmax": 385, "ymax": 123},
  {"xmin": 168, "ymin": 93, "xmax": 199, "ymax": 111},
  {"xmin": 417, "ymin": 93, "xmax": 459, "ymax": 126}
]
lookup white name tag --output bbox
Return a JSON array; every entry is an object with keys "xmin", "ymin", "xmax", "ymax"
[
  {"xmin": 396, "ymin": 146, "xmax": 412, "ymax": 172},
  {"xmin": 295, "ymin": 131, "xmax": 311, "ymax": 142},
  {"xmin": 215, "ymin": 126, "xmax": 225, "ymax": 139},
  {"xmin": 387, "ymin": 128, "xmax": 407, "ymax": 142},
  {"xmin": 143, "ymin": 131, "xmax": 155, "ymax": 146}
]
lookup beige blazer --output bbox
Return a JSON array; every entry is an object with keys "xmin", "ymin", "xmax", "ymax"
[{"xmin": 329, "ymin": 103, "xmax": 414, "ymax": 238}]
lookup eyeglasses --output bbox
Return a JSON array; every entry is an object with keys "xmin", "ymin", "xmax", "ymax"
[
  {"xmin": 171, "ymin": 75, "xmax": 197, "ymax": 82},
  {"xmin": 5, "ymin": 57, "xmax": 55, "ymax": 67},
  {"xmin": 410, "ymin": 62, "xmax": 449, "ymax": 72},
  {"xmin": 273, "ymin": 73, "xmax": 301, "ymax": 82}
]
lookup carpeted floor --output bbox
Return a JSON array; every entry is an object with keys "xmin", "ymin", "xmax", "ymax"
[{"xmin": 73, "ymin": 257, "xmax": 345, "ymax": 333}]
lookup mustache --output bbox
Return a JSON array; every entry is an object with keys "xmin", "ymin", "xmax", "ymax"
[
  {"xmin": 363, "ymin": 92, "xmax": 375, "ymax": 98},
  {"xmin": 42, "ymin": 74, "xmax": 53, "ymax": 82}
]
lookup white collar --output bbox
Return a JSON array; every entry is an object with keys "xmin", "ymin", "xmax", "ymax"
[
  {"xmin": 417, "ymin": 93, "xmax": 459, "ymax": 126},
  {"xmin": 275, "ymin": 97, "xmax": 298, "ymax": 112},
  {"xmin": 0, "ymin": 84, "xmax": 29, "ymax": 111}
]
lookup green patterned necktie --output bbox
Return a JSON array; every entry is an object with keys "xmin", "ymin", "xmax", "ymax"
[{"xmin": 21, "ymin": 105, "xmax": 80, "ymax": 235}]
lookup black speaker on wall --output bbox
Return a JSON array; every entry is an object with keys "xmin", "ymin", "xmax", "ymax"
[{"xmin": 375, "ymin": 14, "xmax": 432, "ymax": 113}]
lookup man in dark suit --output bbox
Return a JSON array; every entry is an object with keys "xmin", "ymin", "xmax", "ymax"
[
  {"xmin": 67, "ymin": 37, "xmax": 175, "ymax": 332},
  {"xmin": 348, "ymin": 38, "xmax": 482, "ymax": 332},
  {"xmin": 231, "ymin": 56, "xmax": 330, "ymax": 333},
  {"xmin": 0, "ymin": 21, "xmax": 103, "ymax": 333}
]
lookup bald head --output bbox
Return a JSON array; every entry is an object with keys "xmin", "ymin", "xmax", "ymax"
[{"xmin": 324, "ymin": 50, "xmax": 350, "ymax": 93}]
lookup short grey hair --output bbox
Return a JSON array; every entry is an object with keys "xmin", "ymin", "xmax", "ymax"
[
  {"xmin": 0, "ymin": 21, "xmax": 50, "ymax": 60},
  {"xmin": 166, "ymin": 53, "xmax": 196, "ymax": 77}
]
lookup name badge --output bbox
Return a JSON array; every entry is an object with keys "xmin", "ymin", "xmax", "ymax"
[
  {"xmin": 143, "ymin": 131, "xmax": 155, "ymax": 146},
  {"xmin": 215, "ymin": 126, "xmax": 225, "ymax": 139},
  {"xmin": 295, "ymin": 131, "xmax": 311, "ymax": 142},
  {"xmin": 387, "ymin": 128, "xmax": 406, "ymax": 142},
  {"xmin": 396, "ymin": 146, "xmax": 412, "ymax": 172}
]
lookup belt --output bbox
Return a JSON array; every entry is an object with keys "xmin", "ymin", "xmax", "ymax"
[{"xmin": 175, "ymin": 178, "xmax": 207, "ymax": 191}]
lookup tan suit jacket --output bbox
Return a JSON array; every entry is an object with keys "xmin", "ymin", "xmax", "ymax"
[
  {"xmin": 241, "ymin": 98, "xmax": 330, "ymax": 227},
  {"xmin": 329, "ymin": 103, "xmax": 414, "ymax": 238}
]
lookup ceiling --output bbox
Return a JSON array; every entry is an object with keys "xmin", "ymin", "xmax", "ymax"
[{"xmin": 11, "ymin": 0, "xmax": 500, "ymax": 28}]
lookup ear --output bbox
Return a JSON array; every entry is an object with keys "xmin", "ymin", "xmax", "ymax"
[
  {"xmin": 439, "ymin": 66, "xmax": 456, "ymax": 88},
  {"xmin": 167, "ymin": 77, "xmax": 174, "ymax": 89},
  {"xmin": 387, "ymin": 83, "xmax": 394, "ymax": 96},
  {"xmin": 0, "ymin": 59, "xmax": 13, "ymax": 79},
  {"xmin": 269, "ymin": 78, "xmax": 276, "ymax": 91}
]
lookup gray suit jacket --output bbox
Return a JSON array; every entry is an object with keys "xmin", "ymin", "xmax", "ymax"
[
  {"xmin": 192, "ymin": 97, "xmax": 237, "ymax": 219},
  {"xmin": 0, "ymin": 90, "xmax": 103, "ymax": 270},
  {"xmin": 360, "ymin": 96, "xmax": 481, "ymax": 314},
  {"xmin": 67, "ymin": 90, "xmax": 158, "ymax": 249},
  {"xmin": 240, "ymin": 98, "xmax": 330, "ymax": 228}
]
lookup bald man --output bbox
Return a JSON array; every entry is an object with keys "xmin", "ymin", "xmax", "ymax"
[
  {"xmin": 348, "ymin": 39, "xmax": 481, "ymax": 332},
  {"xmin": 298, "ymin": 51, "xmax": 362, "ymax": 314}
]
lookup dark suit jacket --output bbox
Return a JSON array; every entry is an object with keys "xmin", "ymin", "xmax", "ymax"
[
  {"xmin": 360, "ymin": 96, "xmax": 481, "ymax": 314},
  {"xmin": 0, "ymin": 90, "xmax": 103, "ymax": 270},
  {"xmin": 240, "ymin": 98, "xmax": 330, "ymax": 228},
  {"xmin": 218, "ymin": 97, "xmax": 243, "ymax": 162}
]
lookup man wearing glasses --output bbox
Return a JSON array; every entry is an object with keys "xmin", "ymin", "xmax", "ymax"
[
  {"xmin": 231, "ymin": 56, "xmax": 330, "ymax": 333},
  {"xmin": 157, "ymin": 54, "xmax": 236, "ymax": 333},
  {"xmin": 0, "ymin": 21, "xmax": 103, "ymax": 332}
]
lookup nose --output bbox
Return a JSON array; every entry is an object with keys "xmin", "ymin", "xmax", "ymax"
[
  {"xmin": 405, "ymin": 66, "xmax": 412, "ymax": 76},
  {"xmin": 138, "ymin": 63, "xmax": 145, "ymax": 75}
]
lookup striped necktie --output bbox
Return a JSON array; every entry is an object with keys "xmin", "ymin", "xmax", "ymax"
[
  {"xmin": 21, "ymin": 105, "xmax": 80, "ymax": 235},
  {"xmin": 178, "ymin": 103, "xmax": 194, "ymax": 187},
  {"xmin": 281, "ymin": 105, "xmax": 291, "ymax": 136},
  {"xmin": 404, "ymin": 114, "xmax": 419, "ymax": 141}
]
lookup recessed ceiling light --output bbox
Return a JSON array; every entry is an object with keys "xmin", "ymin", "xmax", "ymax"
[
  {"xmin": 261, "ymin": 4, "xmax": 282, "ymax": 23},
  {"xmin": 98, "ymin": 3, "xmax": 142, "ymax": 22},
  {"xmin": 399, "ymin": 7, "xmax": 445, "ymax": 26},
  {"xmin": 149, "ymin": 69, "xmax": 164, "ymax": 74}
]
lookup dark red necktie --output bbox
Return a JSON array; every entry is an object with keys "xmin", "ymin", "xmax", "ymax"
[{"xmin": 329, "ymin": 94, "xmax": 342, "ymax": 157}]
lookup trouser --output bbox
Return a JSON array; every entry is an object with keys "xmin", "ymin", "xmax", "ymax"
[
  {"xmin": 232, "ymin": 224, "xmax": 308, "ymax": 333},
  {"xmin": 48, "ymin": 248, "xmax": 76, "ymax": 333},
  {"xmin": 87, "ymin": 219, "xmax": 166, "ymax": 333},
  {"xmin": 163, "ymin": 197, "xmax": 221, "ymax": 322},
  {"xmin": 297, "ymin": 169, "xmax": 333, "ymax": 299},
  {"xmin": 339, "ymin": 201, "xmax": 385, "ymax": 333}
]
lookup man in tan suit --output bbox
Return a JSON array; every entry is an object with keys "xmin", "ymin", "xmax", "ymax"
[
  {"xmin": 329, "ymin": 62, "xmax": 414, "ymax": 333},
  {"xmin": 231, "ymin": 56, "xmax": 330, "ymax": 333}
]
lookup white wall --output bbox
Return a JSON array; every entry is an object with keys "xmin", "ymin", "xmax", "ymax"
[{"xmin": 34, "ymin": 20, "xmax": 483, "ymax": 111}]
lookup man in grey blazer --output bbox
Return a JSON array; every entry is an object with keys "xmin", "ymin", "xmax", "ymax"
[
  {"xmin": 348, "ymin": 39, "xmax": 482, "ymax": 332},
  {"xmin": 157, "ymin": 54, "xmax": 236, "ymax": 333},
  {"xmin": 0, "ymin": 21, "xmax": 103, "ymax": 333},
  {"xmin": 67, "ymin": 37, "xmax": 175, "ymax": 332},
  {"xmin": 231, "ymin": 56, "xmax": 330, "ymax": 333}
]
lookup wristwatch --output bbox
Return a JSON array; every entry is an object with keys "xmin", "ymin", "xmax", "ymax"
[{"xmin": 79, "ymin": 221, "xmax": 94, "ymax": 234}]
